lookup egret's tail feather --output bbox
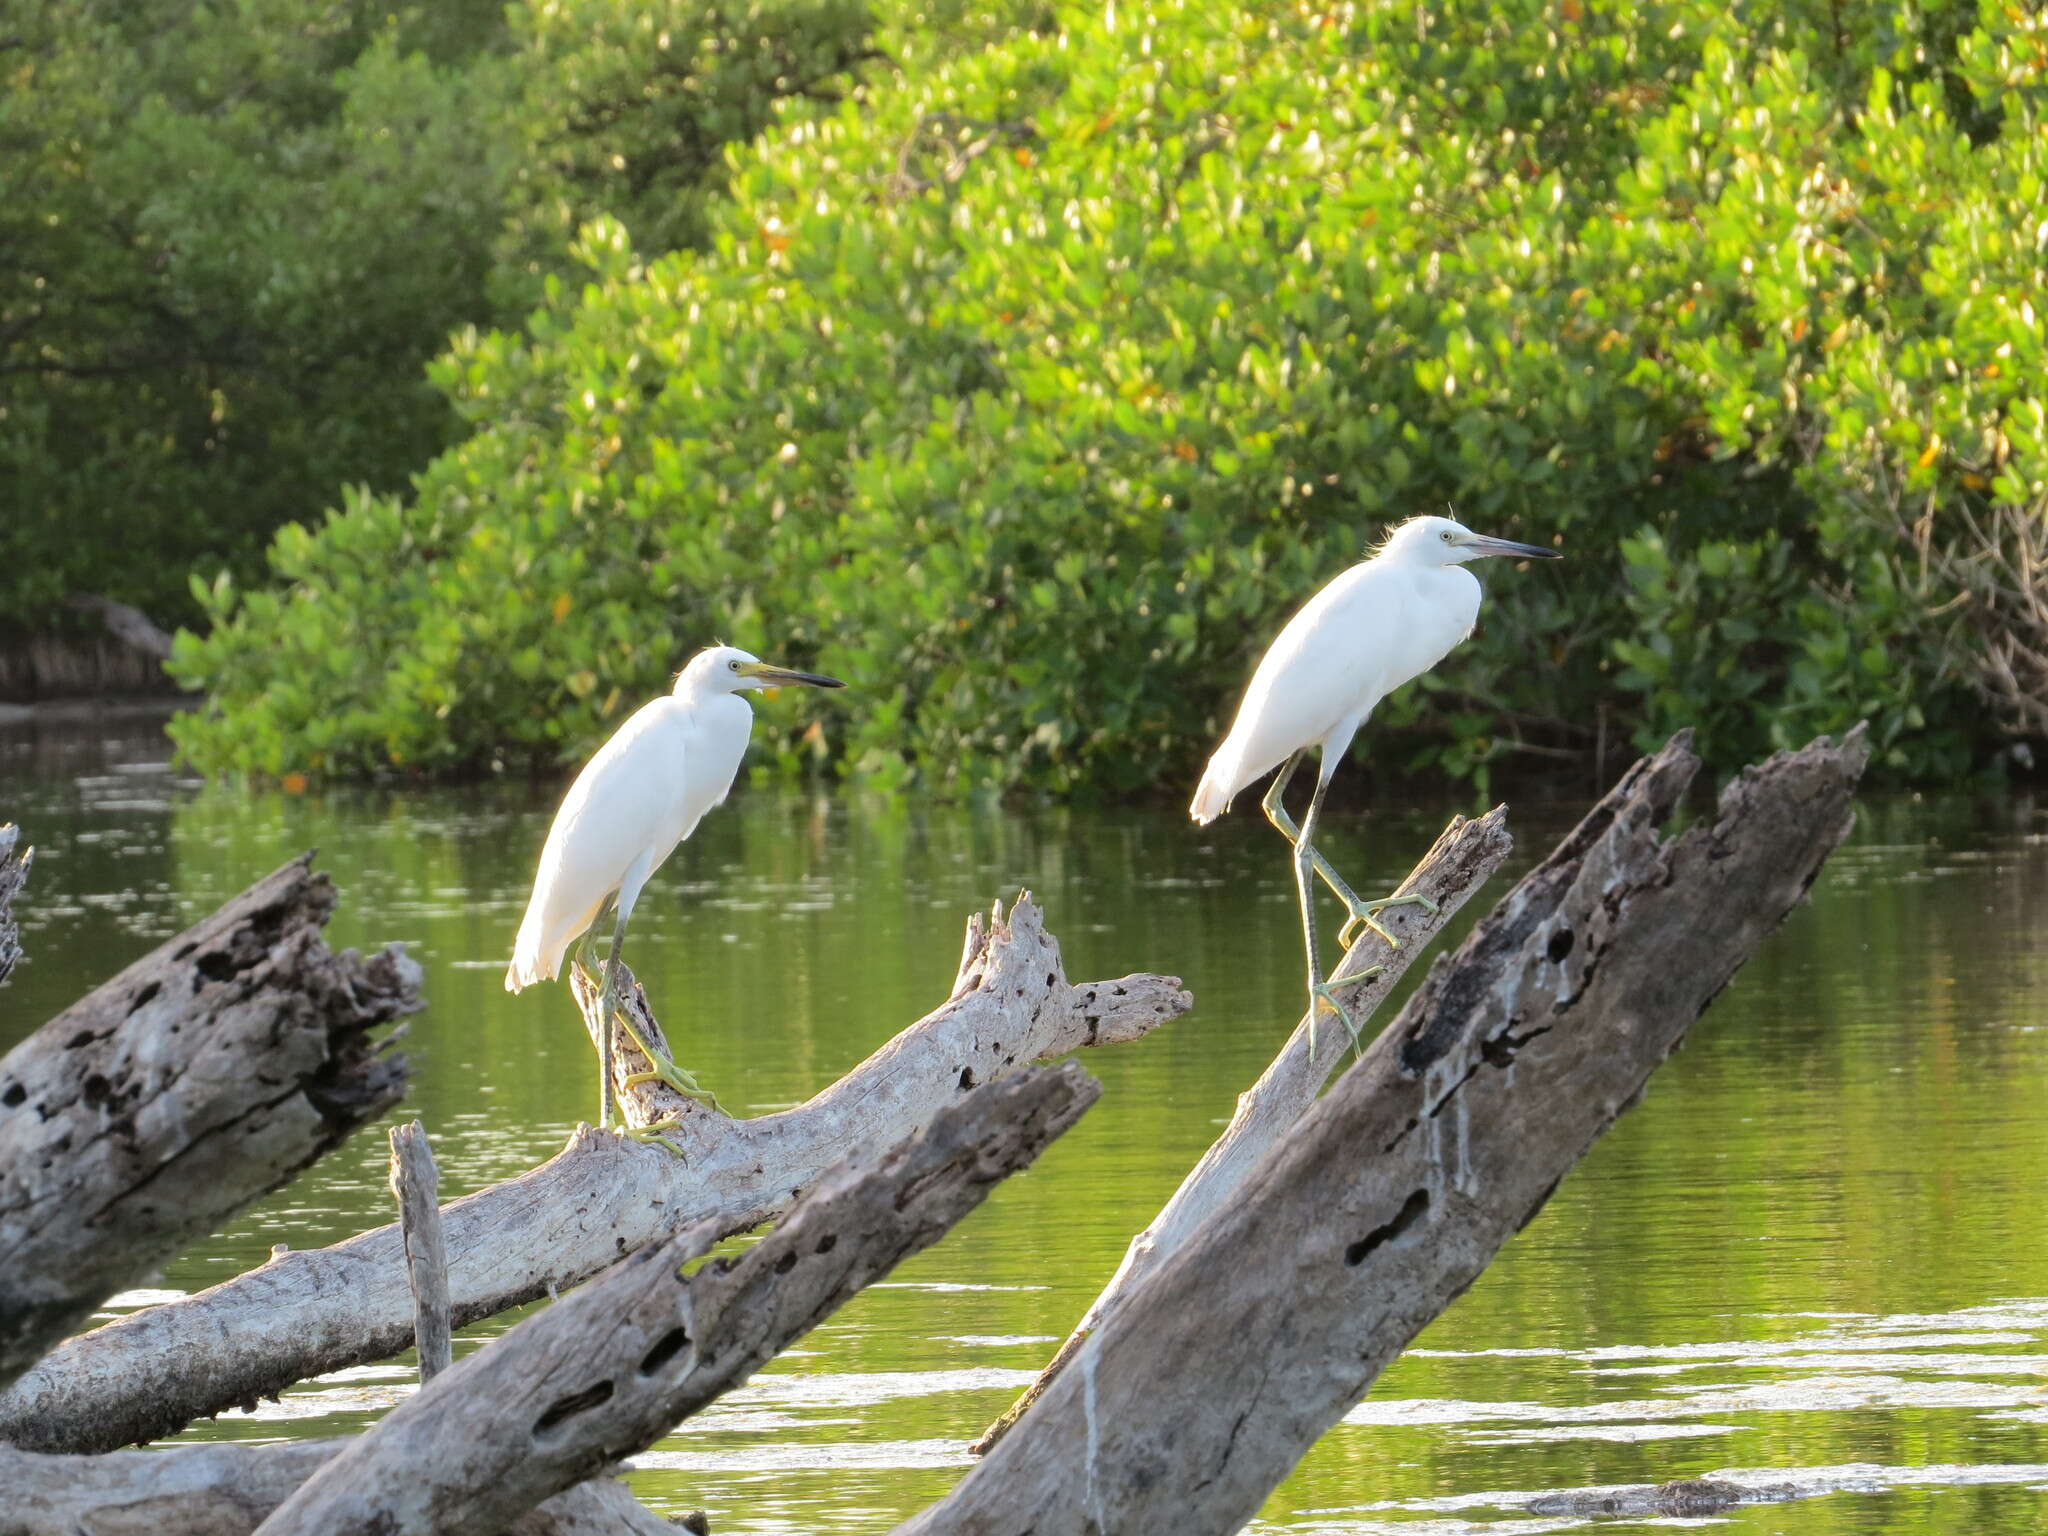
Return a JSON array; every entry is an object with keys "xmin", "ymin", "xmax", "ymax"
[
  {"xmin": 503, "ymin": 937, "xmax": 556, "ymax": 994},
  {"xmin": 504, "ymin": 895, "xmax": 603, "ymax": 993},
  {"xmin": 1189, "ymin": 748, "xmax": 1244, "ymax": 826}
]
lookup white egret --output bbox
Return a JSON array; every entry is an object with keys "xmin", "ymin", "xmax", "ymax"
[
  {"xmin": 1189, "ymin": 515, "xmax": 1560, "ymax": 1054},
  {"xmin": 505, "ymin": 645, "xmax": 845, "ymax": 1129}
]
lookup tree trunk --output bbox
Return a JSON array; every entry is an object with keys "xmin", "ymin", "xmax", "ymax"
[
  {"xmin": 0, "ymin": 853, "xmax": 417, "ymax": 1393},
  {"xmin": 899, "ymin": 728, "xmax": 1868, "ymax": 1536},
  {"xmin": 973, "ymin": 808, "xmax": 1514, "ymax": 1453},
  {"xmin": 0, "ymin": 896, "xmax": 1186, "ymax": 1452}
]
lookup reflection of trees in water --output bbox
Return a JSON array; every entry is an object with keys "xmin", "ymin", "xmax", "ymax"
[
  {"xmin": 0, "ymin": 701, "xmax": 184, "ymax": 780},
  {"xmin": 0, "ymin": 705, "xmax": 190, "ymax": 1051}
]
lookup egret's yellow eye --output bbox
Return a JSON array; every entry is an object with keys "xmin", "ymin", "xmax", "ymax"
[{"xmin": 728, "ymin": 658, "xmax": 741, "ymax": 671}]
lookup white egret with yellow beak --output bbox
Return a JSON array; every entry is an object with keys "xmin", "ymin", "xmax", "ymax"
[{"xmin": 506, "ymin": 645, "xmax": 845, "ymax": 1128}]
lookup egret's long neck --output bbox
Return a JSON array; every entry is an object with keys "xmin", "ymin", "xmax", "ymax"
[{"xmin": 671, "ymin": 672, "xmax": 724, "ymax": 705}]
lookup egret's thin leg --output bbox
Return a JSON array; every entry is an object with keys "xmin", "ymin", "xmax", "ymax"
[
  {"xmin": 567, "ymin": 911, "xmax": 607, "ymax": 1126},
  {"xmin": 590, "ymin": 903, "xmax": 632, "ymax": 1131},
  {"xmin": 1293, "ymin": 771, "xmax": 1378, "ymax": 1063},
  {"xmin": 1261, "ymin": 758, "xmax": 1436, "ymax": 951}
]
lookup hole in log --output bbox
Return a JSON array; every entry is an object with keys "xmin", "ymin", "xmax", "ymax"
[
  {"xmin": 639, "ymin": 1328, "xmax": 692, "ymax": 1376},
  {"xmin": 66, "ymin": 1030, "xmax": 96, "ymax": 1049},
  {"xmin": 774, "ymin": 1250, "xmax": 798, "ymax": 1275},
  {"xmin": 1, "ymin": 1083, "xmax": 23, "ymax": 1108},
  {"xmin": 129, "ymin": 980, "xmax": 162, "ymax": 1013},
  {"xmin": 83, "ymin": 1074, "xmax": 111, "ymax": 1107},
  {"xmin": 1344, "ymin": 1189, "xmax": 1430, "ymax": 1266},
  {"xmin": 1482, "ymin": 1024, "xmax": 1551, "ymax": 1070},
  {"xmin": 958, "ymin": 1067, "xmax": 976, "ymax": 1091},
  {"xmin": 815, "ymin": 1232, "xmax": 838, "ymax": 1255},
  {"xmin": 533, "ymin": 1381, "xmax": 614, "ymax": 1435},
  {"xmin": 196, "ymin": 948, "xmax": 240, "ymax": 983},
  {"xmin": 1546, "ymin": 927, "xmax": 1575, "ymax": 963}
]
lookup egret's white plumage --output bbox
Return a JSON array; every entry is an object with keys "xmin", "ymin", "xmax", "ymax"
[
  {"xmin": 1193, "ymin": 516, "xmax": 1553, "ymax": 821},
  {"xmin": 504, "ymin": 680, "xmax": 751, "ymax": 991},
  {"xmin": 1190, "ymin": 514, "xmax": 1558, "ymax": 1049},
  {"xmin": 504, "ymin": 643, "xmax": 844, "ymax": 1126}
]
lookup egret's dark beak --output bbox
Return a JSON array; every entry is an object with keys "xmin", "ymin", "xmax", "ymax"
[
  {"xmin": 738, "ymin": 660, "xmax": 846, "ymax": 688},
  {"xmin": 1465, "ymin": 533, "xmax": 1562, "ymax": 560}
]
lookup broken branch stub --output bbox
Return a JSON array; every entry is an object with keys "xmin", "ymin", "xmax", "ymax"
[
  {"xmin": 253, "ymin": 1063, "xmax": 1101, "ymax": 1536},
  {"xmin": 901, "ymin": 728, "xmax": 1868, "ymax": 1536},
  {"xmin": 972, "ymin": 806, "xmax": 1514, "ymax": 1455},
  {"xmin": 388, "ymin": 1121, "xmax": 452, "ymax": 1382},
  {"xmin": 0, "ymin": 854, "xmax": 417, "ymax": 1393},
  {"xmin": 0, "ymin": 895, "xmax": 1185, "ymax": 1453}
]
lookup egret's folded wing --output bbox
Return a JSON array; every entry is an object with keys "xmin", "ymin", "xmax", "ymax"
[{"xmin": 507, "ymin": 701, "xmax": 682, "ymax": 988}]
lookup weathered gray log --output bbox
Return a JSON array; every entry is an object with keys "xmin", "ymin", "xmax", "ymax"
[
  {"xmin": 0, "ymin": 1439, "xmax": 680, "ymax": 1536},
  {"xmin": 573, "ymin": 891, "xmax": 1171, "ymax": 1152},
  {"xmin": 0, "ymin": 824, "xmax": 28, "ymax": 987},
  {"xmin": 0, "ymin": 855, "xmax": 417, "ymax": 1395},
  {"xmin": 388, "ymin": 1121, "xmax": 452, "ymax": 1382},
  {"xmin": 972, "ymin": 807, "xmax": 1514, "ymax": 1454},
  {"xmin": 254, "ymin": 1063, "xmax": 1099, "ymax": 1536},
  {"xmin": 0, "ymin": 895, "xmax": 1185, "ymax": 1453},
  {"xmin": 898, "ymin": 727, "xmax": 1868, "ymax": 1536},
  {"xmin": 64, "ymin": 593, "xmax": 176, "ymax": 661}
]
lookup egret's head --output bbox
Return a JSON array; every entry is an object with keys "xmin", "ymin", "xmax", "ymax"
[
  {"xmin": 1381, "ymin": 515, "xmax": 1561, "ymax": 567},
  {"xmin": 678, "ymin": 645, "xmax": 846, "ymax": 695}
]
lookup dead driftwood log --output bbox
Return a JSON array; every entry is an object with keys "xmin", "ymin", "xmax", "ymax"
[
  {"xmin": 0, "ymin": 896, "xmax": 1188, "ymax": 1452},
  {"xmin": 256, "ymin": 1066, "xmax": 1097, "ymax": 1536},
  {"xmin": 63, "ymin": 594, "xmax": 176, "ymax": 662},
  {"xmin": 974, "ymin": 806, "xmax": 1515, "ymax": 1453},
  {"xmin": 0, "ymin": 1066, "xmax": 1098, "ymax": 1536},
  {"xmin": 902, "ymin": 727, "xmax": 1868, "ymax": 1534},
  {"xmin": 0, "ymin": 824, "xmax": 27, "ymax": 986},
  {"xmin": 0, "ymin": 1440, "xmax": 681, "ymax": 1536},
  {"xmin": 0, "ymin": 848, "xmax": 698, "ymax": 1536},
  {"xmin": 0, "ymin": 853, "xmax": 417, "ymax": 1393}
]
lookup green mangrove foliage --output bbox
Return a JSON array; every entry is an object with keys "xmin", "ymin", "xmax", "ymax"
[
  {"xmin": 168, "ymin": 0, "xmax": 2047, "ymax": 794},
  {"xmin": 1, "ymin": 0, "xmax": 509, "ymax": 625},
  {"xmin": 1, "ymin": 0, "xmax": 898, "ymax": 630}
]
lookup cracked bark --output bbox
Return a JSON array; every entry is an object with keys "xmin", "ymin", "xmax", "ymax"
[
  {"xmin": 0, "ymin": 854, "xmax": 416, "ymax": 1394},
  {"xmin": 1, "ymin": 894, "xmax": 1186, "ymax": 1452},
  {"xmin": 899, "ymin": 727, "xmax": 1868, "ymax": 1536},
  {"xmin": 248, "ymin": 1064, "xmax": 1098, "ymax": 1536},
  {"xmin": 972, "ymin": 808, "xmax": 1515, "ymax": 1454}
]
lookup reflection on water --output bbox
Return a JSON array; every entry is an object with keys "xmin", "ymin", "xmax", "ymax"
[{"xmin": 4, "ymin": 717, "xmax": 2047, "ymax": 1533}]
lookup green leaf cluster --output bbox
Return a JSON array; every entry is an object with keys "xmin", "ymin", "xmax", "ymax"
[{"xmin": 167, "ymin": 0, "xmax": 2047, "ymax": 792}]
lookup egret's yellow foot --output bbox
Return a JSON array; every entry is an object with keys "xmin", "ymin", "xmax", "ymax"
[
  {"xmin": 1337, "ymin": 891, "xmax": 1440, "ymax": 951},
  {"xmin": 615, "ymin": 1014, "xmax": 722, "ymax": 1112},
  {"xmin": 1310, "ymin": 978, "xmax": 1359, "ymax": 1064},
  {"xmin": 623, "ymin": 1118, "xmax": 689, "ymax": 1154}
]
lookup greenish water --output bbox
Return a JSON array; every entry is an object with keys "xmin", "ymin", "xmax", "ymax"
[{"xmin": 5, "ymin": 714, "xmax": 2048, "ymax": 1533}]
